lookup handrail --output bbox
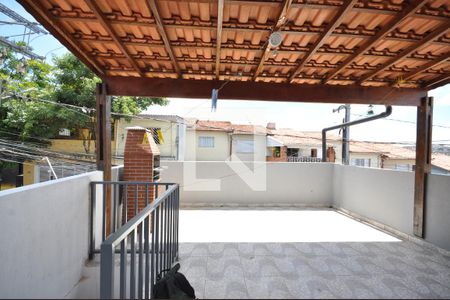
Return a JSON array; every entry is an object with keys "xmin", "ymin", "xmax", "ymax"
[
  {"xmin": 98, "ymin": 182, "xmax": 180, "ymax": 299},
  {"xmin": 103, "ymin": 184, "xmax": 177, "ymax": 248}
]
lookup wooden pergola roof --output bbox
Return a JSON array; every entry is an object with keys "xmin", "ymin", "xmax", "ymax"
[{"xmin": 18, "ymin": 0, "xmax": 449, "ymax": 104}]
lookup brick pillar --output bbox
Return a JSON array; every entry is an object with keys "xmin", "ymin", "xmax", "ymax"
[
  {"xmin": 327, "ymin": 146, "xmax": 336, "ymax": 163},
  {"xmin": 123, "ymin": 127, "xmax": 160, "ymax": 221}
]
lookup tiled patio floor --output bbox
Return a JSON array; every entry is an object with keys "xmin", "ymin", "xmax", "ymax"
[{"xmin": 177, "ymin": 210, "xmax": 450, "ymax": 299}]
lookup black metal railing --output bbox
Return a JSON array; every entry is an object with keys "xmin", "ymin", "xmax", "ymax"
[{"xmin": 97, "ymin": 182, "xmax": 179, "ymax": 299}]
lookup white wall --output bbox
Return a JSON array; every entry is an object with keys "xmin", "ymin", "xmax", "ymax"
[
  {"xmin": 425, "ymin": 174, "xmax": 450, "ymax": 251},
  {"xmin": 333, "ymin": 165, "xmax": 415, "ymax": 235},
  {"xmin": 0, "ymin": 171, "xmax": 103, "ymax": 298},
  {"xmin": 161, "ymin": 161, "xmax": 334, "ymax": 207},
  {"xmin": 231, "ymin": 134, "xmax": 266, "ymax": 162}
]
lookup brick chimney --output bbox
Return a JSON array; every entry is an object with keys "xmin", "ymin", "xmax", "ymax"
[
  {"xmin": 266, "ymin": 122, "xmax": 276, "ymax": 130},
  {"xmin": 123, "ymin": 127, "xmax": 160, "ymax": 221},
  {"xmin": 326, "ymin": 146, "xmax": 336, "ymax": 163}
]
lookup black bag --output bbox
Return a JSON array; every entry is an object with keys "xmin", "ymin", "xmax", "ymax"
[{"xmin": 153, "ymin": 263, "xmax": 196, "ymax": 299}]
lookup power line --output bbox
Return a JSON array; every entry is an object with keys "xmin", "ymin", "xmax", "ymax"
[{"xmin": 351, "ymin": 113, "xmax": 450, "ymax": 129}]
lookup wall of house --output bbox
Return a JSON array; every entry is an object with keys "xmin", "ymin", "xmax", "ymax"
[
  {"xmin": 349, "ymin": 152, "xmax": 382, "ymax": 168},
  {"xmin": 161, "ymin": 161, "xmax": 334, "ymax": 207},
  {"xmin": 382, "ymin": 158, "xmax": 415, "ymax": 171},
  {"xmin": 231, "ymin": 134, "xmax": 266, "ymax": 161},
  {"xmin": 0, "ymin": 171, "xmax": 103, "ymax": 298},
  {"xmin": 185, "ymin": 130, "xmax": 231, "ymax": 161},
  {"xmin": 115, "ymin": 118, "xmax": 179, "ymax": 159}
]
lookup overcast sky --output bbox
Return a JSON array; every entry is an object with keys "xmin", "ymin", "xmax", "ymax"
[{"xmin": 4, "ymin": 0, "xmax": 450, "ymax": 144}]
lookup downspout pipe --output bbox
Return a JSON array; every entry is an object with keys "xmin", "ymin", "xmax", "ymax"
[{"xmin": 322, "ymin": 105, "xmax": 392, "ymax": 162}]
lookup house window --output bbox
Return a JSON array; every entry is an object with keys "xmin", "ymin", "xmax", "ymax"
[
  {"xmin": 198, "ymin": 136, "xmax": 214, "ymax": 148},
  {"xmin": 311, "ymin": 148, "xmax": 318, "ymax": 158},
  {"xmin": 236, "ymin": 140, "xmax": 254, "ymax": 153},
  {"xmin": 395, "ymin": 164, "xmax": 412, "ymax": 171},
  {"xmin": 351, "ymin": 158, "xmax": 371, "ymax": 167},
  {"xmin": 287, "ymin": 148, "xmax": 299, "ymax": 157}
]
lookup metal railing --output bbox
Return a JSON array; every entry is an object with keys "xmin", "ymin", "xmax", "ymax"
[
  {"xmin": 288, "ymin": 156, "xmax": 322, "ymax": 162},
  {"xmin": 89, "ymin": 181, "xmax": 177, "ymax": 258},
  {"xmin": 98, "ymin": 182, "xmax": 179, "ymax": 299}
]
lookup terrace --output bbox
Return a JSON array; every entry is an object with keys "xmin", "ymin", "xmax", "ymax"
[{"xmin": 1, "ymin": 0, "xmax": 450, "ymax": 299}]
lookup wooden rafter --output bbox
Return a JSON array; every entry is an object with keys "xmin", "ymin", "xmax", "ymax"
[
  {"xmin": 215, "ymin": 0, "xmax": 224, "ymax": 79},
  {"xmin": 145, "ymin": 0, "xmax": 181, "ymax": 77},
  {"xmin": 253, "ymin": 0, "xmax": 293, "ymax": 80},
  {"xmin": 323, "ymin": 0, "xmax": 429, "ymax": 84},
  {"xmin": 401, "ymin": 52, "xmax": 450, "ymax": 83},
  {"xmin": 358, "ymin": 22, "xmax": 450, "ymax": 85},
  {"xmin": 423, "ymin": 73, "xmax": 450, "ymax": 90},
  {"xmin": 85, "ymin": 0, "xmax": 143, "ymax": 76},
  {"xmin": 16, "ymin": 0, "xmax": 104, "ymax": 78},
  {"xmin": 288, "ymin": 0, "xmax": 358, "ymax": 82}
]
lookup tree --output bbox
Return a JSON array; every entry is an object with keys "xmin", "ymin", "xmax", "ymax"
[
  {"xmin": 0, "ymin": 48, "xmax": 168, "ymax": 153},
  {"xmin": 51, "ymin": 53, "xmax": 168, "ymax": 153}
]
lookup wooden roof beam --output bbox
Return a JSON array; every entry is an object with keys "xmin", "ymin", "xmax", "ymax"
[
  {"xmin": 85, "ymin": 0, "xmax": 144, "ymax": 76},
  {"xmin": 423, "ymin": 74, "xmax": 450, "ymax": 90},
  {"xmin": 17, "ymin": 0, "xmax": 104, "ymax": 78},
  {"xmin": 323, "ymin": 0, "xmax": 429, "ymax": 84},
  {"xmin": 104, "ymin": 77, "xmax": 426, "ymax": 106},
  {"xmin": 253, "ymin": 0, "xmax": 293, "ymax": 80},
  {"xmin": 146, "ymin": 0, "xmax": 181, "ymax": 77},
  {"xmin": 402, "ymin": 52, "xmax": 450, "ymax": 83},
  {"xmin": 215, "ymin": 0, "xmax": 224, "ymax": 79},
  {"xmin": 358, "ymin": 22, "xmax": 450, "ymax": 85},
  {"xmin": 288, "ymin": 0, "xmax": 358, "ymax": 83}
]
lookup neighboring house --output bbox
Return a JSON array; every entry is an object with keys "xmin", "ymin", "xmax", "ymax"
[
  {"xmin": 349, "ymin": 141, "xmax": 416, "ymax": 170},
  {"xmin": 231, "ymin": 124, "xmax": 267, "ymax": 161},
  {"xmin": 115, "ymin": 114, "xmax": 186, "ymax": 161},
  {"xmin": 266, "ymin": 124, "xmax": 342, "ymax": 163},
  {"xmin": 185, "ymin": 120, "xmax": 233, "ymax": 161},
  {"xmin": 349, "ymin": 141, "xmax": 386, "ymax": 168},
  {"xmin": 431, "ymin": 154, "xmax": 450, "ymax": 175},
  {"xmin": 350, "ymin": 142, "xmax": 450, "ymax": 175},
  {"xmin": 184, "ymin": 120, "xmax": 267, "ymax": 161}
]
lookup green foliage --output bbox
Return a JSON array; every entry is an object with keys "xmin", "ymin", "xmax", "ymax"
[{"xmin": 0, "ymin": 48, "xmax": 168, "ymax": 149}]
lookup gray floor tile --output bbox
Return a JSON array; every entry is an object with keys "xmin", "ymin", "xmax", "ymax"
[
  {"xmin": 204, "ymin": 277, "xmax": 249, "ymax": 299},
  {"xmin": 178, "ymin": 240, "xmax": 450, "ymax": 299},
  {"xmin": 178, "ymin": 256, "xmax": 207, "ymax": 279},
  {"xmin": 206, "ymin": 256, "xmax": 244, "ymax": 280}
]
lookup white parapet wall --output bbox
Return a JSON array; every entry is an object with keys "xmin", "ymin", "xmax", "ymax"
[
  {"xmin": 161, "ymin": 161, "xmax": 335, "ymax": 207},
  {"xmin": 425, "ymin": 174, "xmax": 450, "ymax": 251},
  {"xmin": 333, "ymin": 165, "xmax": 450, "ymax": 251},
  {"xmin": 332, "ymin": 164, "xmax": 415, "ymax": 236},
  {"xmin": 0, "ymin": 170, "xmax": 104, "ymax": 298}
]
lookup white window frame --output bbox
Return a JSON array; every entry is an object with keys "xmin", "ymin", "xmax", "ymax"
[
  {"xmin": 198, "ymin": 136, "xmax": 215, "ymax": 148},
  {"xmin": 351, "ymin": 158, "xmax": 371, "ymax": 167},
  {"xmin": 235, "ymin": 139, "xmax": 255, "ymax": 153}
]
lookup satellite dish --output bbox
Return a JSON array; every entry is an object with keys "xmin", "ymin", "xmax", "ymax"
[{"xmin": 268, "ymin": 31, "xmax": 283, "ymax": 48}]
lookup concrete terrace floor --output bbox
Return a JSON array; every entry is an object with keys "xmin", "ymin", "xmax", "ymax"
[{"xmin": 177, "ymin": 209, "xmax": 450, "ymax": 299}]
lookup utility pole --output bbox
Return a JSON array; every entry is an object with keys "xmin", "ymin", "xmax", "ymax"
[
  {"xmin": 342, "ymin": 104, "xmax": 350, "ymax": 165},
  {"xmin": 332, "ymin": 104, "xmax": 351, "ymax": 165}
]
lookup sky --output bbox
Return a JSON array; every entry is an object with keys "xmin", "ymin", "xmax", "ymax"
[{"xmin": 2, "ymin": 0, "xmax": 449, "ymax": 144}]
